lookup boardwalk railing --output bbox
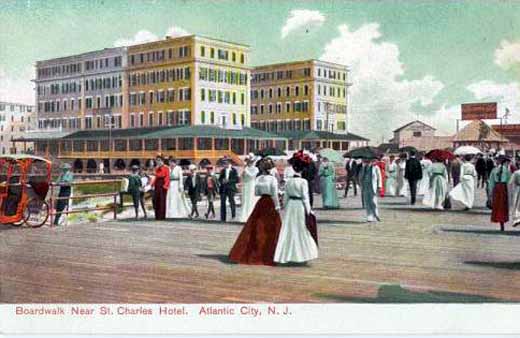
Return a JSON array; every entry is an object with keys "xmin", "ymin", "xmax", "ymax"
[{"xmin": 48, "ymin": 179, "xmax": 122, "ymax": 226}]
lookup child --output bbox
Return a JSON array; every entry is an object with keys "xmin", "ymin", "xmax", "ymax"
[
  {"xmin": 128, "ymin": 165, "xmax": 146, "ymax": 219},
  {"xmin": 204, "ymin": 166, "xmax": 218, "ymax": 219}
]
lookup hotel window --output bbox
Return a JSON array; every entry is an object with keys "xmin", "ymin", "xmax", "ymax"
[
  {"xmin": 317, "ymin": 68, "xmax": 321, "ymax": 77},
  {"xmin": 201, "ymin": 88, "xmax": 206, "ymax": 101},
  {"xmin": 200, "ymin": 46, "xmax": 205, "ymax": 57},
  {"xmin": 302, "ymin": 101, "xmax": 309, "ymax": 112},
  {"xmin": 201, "ymin": 111, "xmax": 206, "ymax": 124},
  {"xmin": 241, "ymin": 93, "xmax": 245, "ymax": 105},
  {"xmin": 224, "ymin": 92, "xmax": 230, "ymax": 104},
  {"xmin": 158, "ymin": 112, "xmax": 164, "ymax": 126},
  {"xmin": 241, "ymin": 114, "xmax": 245, "ymax": 126},
  {"xmin": 139, "ymin": 113, "xmax": 144, "ymax": 127},
  {"xmin": 148, "ymin": 112, "xmax": 154, "ymax": 126},
  {"xmin": 130, "ymin": 114, "xmax": 135, "ymax": 127},
  {"xmin": 260, "ymin": 105, "xmax": 264, "ymax": 114},
  {"xmin": 217, "ymin": 91, "xmax": 223, "ymax": 103},
  {"xmin": 268, "ymin": 104, "xmax": 273, "ymax": 114},
  {"xmin": 269, "ymin": 88, "xmax": 273, "ymax": 98},
  {"xmin": 232, "ymin": 113, "xmax": 237, "ymax": 125},
  {"xmin": 337, "ymin": 121, "xmax": 346, "ymax": 131},
  {"xmin": 210, "ymin": 111, "xmax": 215, "ymax": 124},
  {"xmin": 304, "ymin": 85, "xmax": 309, "ymax": 96},
  {"xmin": 276, "ymin": 103, "xmax": 282, "ymax": 113},
  {"xmin": 232, "ymin": 92, "xmax": 236, "ymax": 104},
  {"xmin": 232, "ymin": 52, "xmax": 236, "ymax": 62},
  {"xmin": 240, "ymin": 53, "xmax": 245, "ymax": 64},
  {"xmin": 167, "ymin": 89, "xmax": 175, "ymax": 102},
  {"xmin": 295, "ymin": 86, "xmax": 299, "ymax": 96},
  {"xmin": 167, "ymin": 111, "xmax": 174, "ymax": 125},
  {"xmin": 85, "ymin": 117, "xmax": 93, "ymax": 129},
  {"xmin": 277, "ymin": 87, "xmax": 281, "ymax": 97},
  {"xmin": 260, "ymin": 89, "xmax": 264, "ymax": 99},
  {"xmin": 149, "ymin": 91, "xmax": 154, "ymax": 104},
  {"xmin": 210, "ymin": 48, "xmax": 215, "ymax": 58},
  {"xmin": 316, "ymin": 119, "xmax": 322, "ymax": 130},
  {"xmin": 286, "ymin": 102, "xmax": 291, "ymax": 113},
  {"xmin": 286, "ymin": 86, "xmax": 290, "ymax": 97}
]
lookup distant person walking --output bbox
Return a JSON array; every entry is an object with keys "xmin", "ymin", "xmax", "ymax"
[
  {"xmin": 405, "ymin": 151, "xmax": 423, "ymax": 205},
  {"xmin": 475, "ymin": 154, "xmax": 487, "ymax": 189},
  {"xmin": 319, "ymin": 157, "xmax": 339, "ymax": 209},
  {"xmin": 359, "ymin": 158, "xmax": 383, "ymax": 222},
  {"xmin": 344, "ymin": 157, "xmax": 360, "ymax": 197}
]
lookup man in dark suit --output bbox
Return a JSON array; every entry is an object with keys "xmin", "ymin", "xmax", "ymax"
[
  {"xmin": 219, "ymin": 158, "xmax": 239, "ymax": 222},
  {"xmin": 344, "ymin": 158, "xmax": 360, "ymax": 197},
  {"xmin": 185, "ymin": 164, "xmax": 203, "ymax": 218},
  {"xmin": 404, "ymin": 151, "xmax": 423, "ymax": 205},
  {"xmin": 475, "ymin": 154, "xmax": 487, "ymax": 188}
]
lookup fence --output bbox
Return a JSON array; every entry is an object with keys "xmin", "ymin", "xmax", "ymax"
[{"xmin": 48, "ymin": 179, "xmax": 121, "ymax": 226}]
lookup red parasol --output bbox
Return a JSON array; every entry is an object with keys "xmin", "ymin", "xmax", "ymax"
[{"xmin": 425, "ymin": 149, "xmax": 455, "ymax": 162}]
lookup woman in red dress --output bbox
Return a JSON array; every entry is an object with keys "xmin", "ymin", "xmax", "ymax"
[
  {"xmin": 376, "ymin": 155, "xmax": 386, "ymax": 197},
  {"xmin": 153, "ymin": 155, "xmax": 170, "ymax": 220},
  {"xmin": 229, "ymin": 158, "xmax": 282, "ymax": 265}
]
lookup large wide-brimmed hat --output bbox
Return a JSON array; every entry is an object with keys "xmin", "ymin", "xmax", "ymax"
[{"xmin": 188, "ymin": 164, "xmax": 197, "ymax": 171}]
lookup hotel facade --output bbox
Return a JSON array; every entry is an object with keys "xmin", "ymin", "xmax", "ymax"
[
  {"xmin": 250, "ymin": 60, "xmax": 349, "ymax": 134},
  {"xmin": 24, "ymin": 35, "xmax": 366, "ymax": 169},
  {"xmin": 0, "ymin": 102, "xmax": 36, "ymax": 154}
]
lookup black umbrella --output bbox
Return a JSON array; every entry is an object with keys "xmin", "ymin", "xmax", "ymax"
[
  {"xmin": 255, "ymin": 147, "xmax": 287, "ymax": 157},
  {"xmin": 399, "ymin": 146, "xmax": 418, "ymax": 154},
  {"xmin": 343, "ymin": 146, "xmax": 380, "ymax": 160}
]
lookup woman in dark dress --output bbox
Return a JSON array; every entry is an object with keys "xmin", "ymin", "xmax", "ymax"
[{"xmin": 229, "ymin": 158, "xmax": 282, "ymax": 266}]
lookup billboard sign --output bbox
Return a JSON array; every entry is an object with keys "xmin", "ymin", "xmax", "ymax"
[{"xmin": 461, "ymin": 102, "xmax": 497, "ymax": 120}]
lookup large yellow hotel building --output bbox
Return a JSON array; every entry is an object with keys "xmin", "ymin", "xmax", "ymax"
[
  {"xmin": 126, "ymin": 35, "xmax": 250, "ymax": 130},
  {"xmin": 250, "ymin": 59, "xmax": 349, "ymax": 134}
]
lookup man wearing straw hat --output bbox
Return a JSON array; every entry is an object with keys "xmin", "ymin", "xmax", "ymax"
[{"xmin": 54, "ymin": 163, "xmax": 74, "ymax": 226}]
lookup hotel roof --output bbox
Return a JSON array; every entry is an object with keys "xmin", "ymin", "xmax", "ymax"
[{"xmin": 252, "ymin": 59, "xmax": 348, "ymax": 70}]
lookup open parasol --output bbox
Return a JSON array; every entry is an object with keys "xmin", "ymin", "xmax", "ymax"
[
  {"xmin": 343, "ymin": 146, "xmax": 380, "ymax": 160},
  {"xmin": 425, "ymin": 149, "xmax": 455, "ymax": 161},
  {"xmin": 454, "ymin": 145, "xmax": 482, "ymax": 156}
]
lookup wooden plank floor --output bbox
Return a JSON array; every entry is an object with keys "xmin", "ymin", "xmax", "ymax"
[{"xmin": 2, "ymin": 188, "xmax": 520, "ymax": 303}]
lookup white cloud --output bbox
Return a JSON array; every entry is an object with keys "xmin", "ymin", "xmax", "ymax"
[
  {"xmin": 320, "ymin": 23, "xmax": 444, "ymax": 143},
  {"xmin": 0, "ymin": 65, "xmax": 34, "ymax": 105},
  {"xmin": 467, "ymin": 80, "xmax": 520, "ymax": 121},
  {"xmin": 494, "ymin": 40, "xmax": 520, "ymax": 70},
  {"xmin": 281, "ymin": 9, "xmax": 325, "ymax": 39},
  {"xmin": 114, "ymin": 30, "xmax": 158, "ymax": 47},
  {"xmin": 114, "ymin": 25, "xmax": 189, "ymax": 47},
  {"xmin": 165, "ymin": 26, "xmax": 190, "ymax": 38}
]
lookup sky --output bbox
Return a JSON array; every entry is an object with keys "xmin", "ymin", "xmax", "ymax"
[{"xmin": 0, "ymin": 0, "xmax": 519, "ymax": 141}]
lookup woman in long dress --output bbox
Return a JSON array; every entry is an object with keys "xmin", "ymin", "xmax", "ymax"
[
  {"xmin": 488, "ymin": 155, "xmax": 512, "ymax": 231},
  {"xmin": 360, "ymin": 158, "xmax": 383, "ymax": 222},
  {"xmin": 239, "ymin": 155, "xmax": 260, "ymax": 222},
  {"xmin": 449, "ymin": 154, "xmax": 477, "ymax": 209},
  {"xmin": 165, "ymin": 159, "xmax": 191, "ymax": 218},
  {"xmin": 510, "ymin": 166, "xmax": 520, "ymax": 227},
  {"xmin": 418, "ymin": 156, "xmax": 433, "ymax": 196},
  {"xmin": 229, "ymin": 158, "xmax": 282, "ymax": 265},
  {"xmin": 422, "ymin": 158, "xmax": 448, "ymax": 210},
  {"xmin": 319, "ymin": 157, "xmax": 340, "ymax": 209},
  {"xmin": 396, "ymin": 157, "xmax": 408, "ymax": 197},
  {"xmin": 274, "ymin": 153, "xmax": 319, "ymax": 264},
  {"xmin": 385, "ymin": 155, "xmax": 397, "ymax": 196}
]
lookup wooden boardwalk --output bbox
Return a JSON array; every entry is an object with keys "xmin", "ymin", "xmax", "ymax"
[{"xmin": 2, "ymin": 190, "xmax": 520, "ymax": 303}]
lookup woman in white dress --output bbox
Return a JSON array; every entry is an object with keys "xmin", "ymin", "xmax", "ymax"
[
  {"xmin": 274, "ymin": 153, "xmax": 319, "ymax": 264},
  {"xmin": 239, "ymin": 155, "xmax": 260, "ymax": 223},
  {"xmin": 422, "ymin": 158, "xmax": 449, "ymax": 210},
  {"xmin": 385, "ymin": 155, "xmax": 397, "ymax": 196},
  {"xmin": 165, "ymin": 159, "xmax": 191, "ymax": 218},
  {"xmin": 396, "ymin": 157, "xmax": 408, "ymax": 197},
  {"xmin": 418, "ymin": 156, "xmax": 433, "ymax": 196},
  {"xmin": 449, "ymin": 154, "xmax": 477, "ymax": 209},
  {"xmin": 510, "ymin": 166, "xmax": 520, "ymax": 227}
]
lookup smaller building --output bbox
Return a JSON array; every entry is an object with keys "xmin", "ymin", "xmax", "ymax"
[
  {"xmin": 385, "ymin": 120, "xmax": 453, "ymax": 152},
  {"xmin": 0, "ymin": 102, "xmax": 36, "ymax": 154},
  {"xmin": 453, "ymin": 120, "xmax": 508, "ymax": 150},
  {"xmin": 491, "ymin": 124, "xmax": 520, "ymax": 150}
]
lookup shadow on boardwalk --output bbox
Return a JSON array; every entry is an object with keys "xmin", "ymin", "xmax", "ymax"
[
  {"xmin": 466, "ymin": 261, "xmax": 520, "ymax": 271},
  {"xmin": 314, "ymin": 284, "xmax": 509, "ymax": 303},
  {"xmin": 442, "ymin": 228, "xmax": 520, "ymax": 237}
]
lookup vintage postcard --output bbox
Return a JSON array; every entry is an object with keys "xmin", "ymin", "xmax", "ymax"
[{"xmin": 1, "ymin": 0, "xmax": 520, "ymax": 335}]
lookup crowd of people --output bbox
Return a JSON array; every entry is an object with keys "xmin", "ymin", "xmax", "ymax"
[
  {"xmin": 89, "ymin": 146, "xmax": 520, "ymax": 267},
  {"xmin": 344, "ymin": 150, "xmax": 520, "ymax": 232}
]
